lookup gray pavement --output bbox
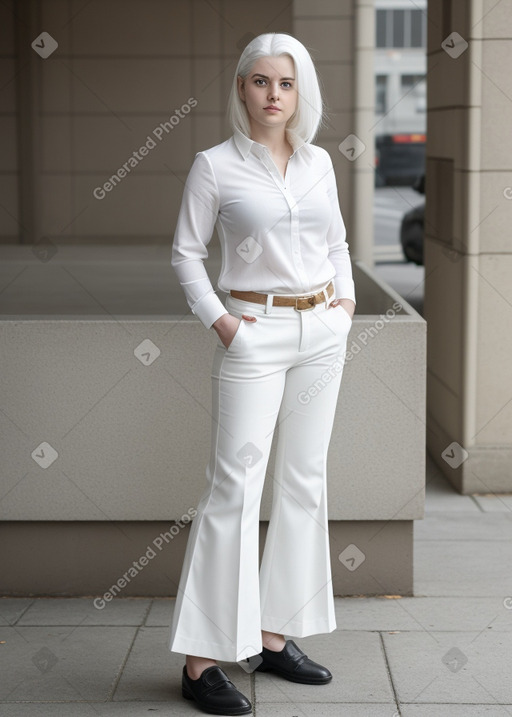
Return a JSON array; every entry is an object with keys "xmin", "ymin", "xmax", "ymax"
[{"xmin": 2, "ymin": 449, "xmax": 512, "ymax": 716}]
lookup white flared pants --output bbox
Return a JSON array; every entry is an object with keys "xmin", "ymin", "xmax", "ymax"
[{"xmin": 168, "ymin": 280, "xmax": 352, "ymax": 661}]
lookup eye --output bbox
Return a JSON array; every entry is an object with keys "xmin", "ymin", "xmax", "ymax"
[
  {"xmin": 282, "ymin": 82, "xmax": 292, "ymax": 89},
  {"xmin": 255, "ymin": 78, "xmax": 266, "ymax": 86}
]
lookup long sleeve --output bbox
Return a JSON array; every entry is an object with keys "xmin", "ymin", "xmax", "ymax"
[
  {"xmin": 171, "ymin": 151, "xmax": 229, "ymax": 329},
  {"xmin": 322, "ymin": 150, "xmax": 356, "ymax": 305}
]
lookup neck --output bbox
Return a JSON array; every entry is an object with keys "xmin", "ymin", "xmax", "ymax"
[{"xmin": 248, "ymin": 122, "xmax": 290, "ymax": 155}]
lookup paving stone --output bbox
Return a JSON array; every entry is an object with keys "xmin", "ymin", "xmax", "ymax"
[
  {"xmin": 254, "ymin": 631, "xmax": 394, "ymax": 704},
  {"xmin": 113, "ymin": 625, "xmax": 250, "ymax": 703},
  {"xmin": 335, "ymin": 596, "xmax": 512, "ymax": 632},
  {"xmin": 0, "ymin": 626, "xmax": 136, "ymax": 702},
  {"xmin": 2, "ymin": 443, "xmax": 512, "ymax": 713},
  {"xmin": 255, "ymin": 704, "xmax": 399, "ymax": 716},
  {"xmin": 415, "ymin": 512, "xmax": 512, "ymax": 541},
  {"xmin": 397, "ymin": 596, "xmax": 512, "ymax": 633},
  {"xmin": 335, "ymin": 596, "xmax": 420, "ymax": 630},
  {"xmin": 401, "ymin": 706, "xmax": 511, "ymax": 716},
  {"xmin": 423, "ymin": 455, "xmax": 481, "ymax": 514},
  {"xmin": 472, "ymin": 495, "xmax": 512, "ymax": 513},
  {"xmin": 383, "ymin": 630, "xmax": 512, "ymax": 704},
  {"xmin": 0, "ymin": 704, "xmax": 193, "ymax": 716},
  {"xmin": 414, "ymin": 541, "xmax": 512, "ymax": 596},
  {"xmin": 423, "ymin": 479, "xmax": 480, "ymax": 513},
  {"xmin": 145, "ymin": 597, "xmax": 174, "ymax": 626},
  {"xmin": 17, "ymin": 597, "xmax": 152, "ymax": 626},
  {"xmin": 0, "ymin": 597, "xmax": 34, "ymax": 625}
]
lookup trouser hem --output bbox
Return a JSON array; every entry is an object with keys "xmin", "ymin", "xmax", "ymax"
[
  {"xmin": 260, "ymin": 616, "xmax": 337, "ymax": 637},
  {"xmin": 169, "ymin": 635, "xmax": 263, "ymax": 661}
]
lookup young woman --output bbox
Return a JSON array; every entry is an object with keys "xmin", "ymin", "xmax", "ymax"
[{"xmin": 169, "ymin": 32, "xmax": 356, "ymax": 715}]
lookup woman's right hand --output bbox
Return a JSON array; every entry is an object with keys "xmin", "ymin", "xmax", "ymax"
[
  {"xmin": 212, "ymin": 312, "xmax": 257, "ymax": 349},
  {"xmin": 212, "ymin": 313, "xmax": 242, "ymax": 349}
]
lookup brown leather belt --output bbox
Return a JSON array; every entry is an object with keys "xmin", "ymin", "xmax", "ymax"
[{"xmin": 230, "ymin": 280, "xmax": 334, "ymax": 311}]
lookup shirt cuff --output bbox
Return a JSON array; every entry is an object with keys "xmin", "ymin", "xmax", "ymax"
[
  {"xmin": 192, "ymin": 291, "xmax": 229, "ymax": 329},
  {"xmin": 334, "ymin": 277, "xmax": 356, "ymax": 305}
]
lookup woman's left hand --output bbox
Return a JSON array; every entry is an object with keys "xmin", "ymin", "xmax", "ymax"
[{"xmin": 328, "ymin": 298, "xmax": 355, "ymax": 320}]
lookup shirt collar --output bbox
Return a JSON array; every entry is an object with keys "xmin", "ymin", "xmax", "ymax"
[{"xmin": 233, "ymin": 126, "xmax": 306, "ymax": 161}]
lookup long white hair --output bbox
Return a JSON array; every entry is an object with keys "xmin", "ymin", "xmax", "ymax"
[{"xmin": 227, "ymin": 32, "xmax": 325, "ymax": 144}]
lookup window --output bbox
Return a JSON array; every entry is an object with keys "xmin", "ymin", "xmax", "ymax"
[
  {"xmin": 376, "ymin": 75, "xmax": 388, "ymax": 114},
  {"xmin": 376, "ymin": 9, "xmax": 388, "ymax": 47},
  {"xmin": 376, "ymin": 8, "xmax": 425, "ymax": 48},
  {"xmin": 401, "ymin": 74, "xmax": 427, "ymax": 114},
  {"xmin": 393, "ymin": 10, "xmax": 405, "ymax": 47},
  {"xmin": 410, "ymin": 9, "xmax": 423, "ymax": 47}
]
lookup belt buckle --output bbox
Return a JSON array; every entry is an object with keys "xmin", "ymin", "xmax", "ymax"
[{"xmin": 294, "ymin": 294, "xmax": 317, "ymax": 311}]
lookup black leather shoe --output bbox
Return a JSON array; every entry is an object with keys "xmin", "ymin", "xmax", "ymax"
[
  {"xmin": 251, "ymin": 639, "xmax": 332, "ymax": 684},
  {"xmin": 181, "ymin": 664, "xmax": 252, "ymax": 715}
]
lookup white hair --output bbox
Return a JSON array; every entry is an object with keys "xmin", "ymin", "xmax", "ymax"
[{"xmin": 227, "ymin": 32, "xmax": 325, "ymax": 144}]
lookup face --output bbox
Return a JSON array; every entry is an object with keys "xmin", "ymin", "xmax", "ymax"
[{"xmin": 237, "ymin": 55, "xmax": 298, "ymax": 135}]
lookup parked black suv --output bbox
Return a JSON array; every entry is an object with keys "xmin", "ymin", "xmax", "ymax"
[
  {"xmin": 400, "ymin": 174, "xmax": 425, "ymax": 265},
  {"xmin": 375, "ymin": 133, "xmax": 425, "ymax": 187}
]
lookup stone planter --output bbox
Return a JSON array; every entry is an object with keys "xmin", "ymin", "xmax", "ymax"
[{"xmin": 0, "ymin": 259, "xmax": 425, "ymax": 597}]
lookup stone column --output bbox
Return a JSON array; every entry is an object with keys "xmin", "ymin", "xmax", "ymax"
[{"xmin": 425, "ymin": 0, "xmax": 512, "ymax": 492}]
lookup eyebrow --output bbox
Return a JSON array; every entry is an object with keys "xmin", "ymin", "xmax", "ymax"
[{"xmin": 250, "ymin": 73, "xmax": 295, "ymax": 81}]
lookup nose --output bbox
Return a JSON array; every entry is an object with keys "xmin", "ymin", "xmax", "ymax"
[{"xmin": 268, "ymin": 82, "xmax": 279, "ymax": 101}]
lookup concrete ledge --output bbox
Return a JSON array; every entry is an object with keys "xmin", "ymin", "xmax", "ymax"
[
  {"xmin": 0, "ymin": 258, "xmax": 424, "ymax": 595},
  {"xmin": 0, "ymin": 519, "xmax": 414, "ymax": 597},
  {"xmin": 0, "ymin": 261, "xmax": 425, "ymax": 523}
]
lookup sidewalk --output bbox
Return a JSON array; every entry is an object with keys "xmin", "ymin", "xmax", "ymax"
[{"xmin": 1, "ymin": 449, "xmax": 512, "ymax": 716}]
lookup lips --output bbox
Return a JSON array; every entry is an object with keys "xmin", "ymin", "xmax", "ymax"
[{"xmin": 264, "ymin": 106, "xmax": 280, "ymax": 110}]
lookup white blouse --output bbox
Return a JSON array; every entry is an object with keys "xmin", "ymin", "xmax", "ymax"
[{"xmin": 171, "ymin": 126, "xmax": 356, "ymax": 329}]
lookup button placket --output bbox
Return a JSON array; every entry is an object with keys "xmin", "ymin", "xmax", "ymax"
[{"xmin": 257, "ymin": 150, "xmax": 309, "ymax": 293}]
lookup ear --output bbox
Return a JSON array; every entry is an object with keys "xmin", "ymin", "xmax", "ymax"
[{"xmin": 237, "ymin": 75, "xmax": 245, "ymax": 102}]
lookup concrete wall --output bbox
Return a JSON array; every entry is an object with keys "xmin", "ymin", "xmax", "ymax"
[
  {"xmin": 10, "ymin": 0, "xmax": 296, "ymax": 244},
  {"xmin": 0, "ymin": 263, "xmax": 425, "ymax": 596},
  {"xmin": 0, "ymin": 1, "xmax": 428, "ymax": 597},
  {"xmin": 0, "ymin": 520, "xmax": 414, "ymax": 598},
  {"xmin": 3, "ymin": 0, "xmax": 374, "ymax": 257},
  {"xmin": 425, "ymin": 0, "xmax": 512, "ymax": 492},
  {"xmin": 0, "ymin": 0, "xmax": 19, "ymax": 244},
  {"xmin": 0, "ymin": 262, "xmax": 425, "ymax": 523}
]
